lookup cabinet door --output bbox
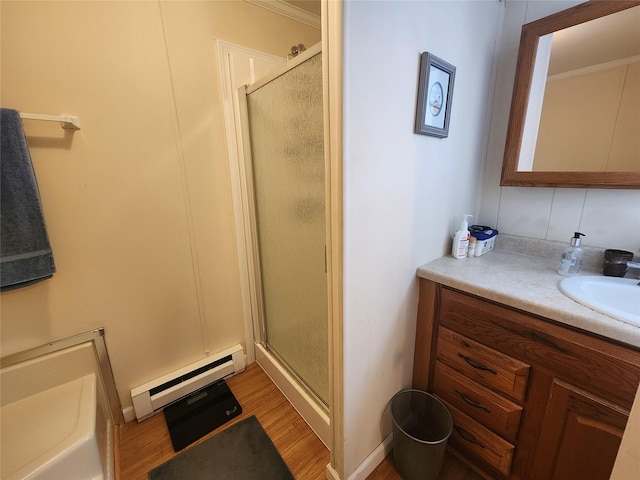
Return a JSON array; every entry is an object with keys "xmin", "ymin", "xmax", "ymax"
[{"xmin": 531, "ymin": 379, "xmax": 629, "ymax": 480}]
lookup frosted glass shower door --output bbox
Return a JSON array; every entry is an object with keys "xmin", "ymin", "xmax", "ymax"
[{"xmin": 246, "ymin": 52, "xmax": 328, "ymax": 405}]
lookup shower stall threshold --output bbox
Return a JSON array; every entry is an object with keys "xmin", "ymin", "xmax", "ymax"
[{"xmin": 255, "ymin": 343, "xmax": 330, "ymax": 447}]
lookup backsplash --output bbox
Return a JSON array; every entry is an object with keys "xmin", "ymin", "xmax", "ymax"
[
  {"xmin": 478, "ymin": 0, "xmax": 640, "ymax": 255},
  {"xmin": 495, "ymin": 233, "xmax": 639, "ymax": 277}
]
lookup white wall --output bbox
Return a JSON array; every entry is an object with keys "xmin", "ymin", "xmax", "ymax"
[
  {"xmin": 342, "ymin": 1, "xmax": 503, "ymax": 476},
  {"xmin": 479, "ymin": 0, "xmax": 640, "ymax": 253}
]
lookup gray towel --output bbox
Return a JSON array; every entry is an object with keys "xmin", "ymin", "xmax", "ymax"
[{"xmin": 1, "ymin": 108, "xmax": 56, "ymax": 290}]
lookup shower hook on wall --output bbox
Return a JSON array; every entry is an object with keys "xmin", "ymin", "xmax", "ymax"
[{"xmin": 288, "ymin": 44, "xmax": 306, "ymax": 59}]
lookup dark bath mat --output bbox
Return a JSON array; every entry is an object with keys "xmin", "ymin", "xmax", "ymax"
[
  {"xmin": 164, "ymin": 379, "xmax": 242, "ymax": 452},
  {"xmin": 148, "ymin": 415, "xmax": 295, "ymax": 480}
]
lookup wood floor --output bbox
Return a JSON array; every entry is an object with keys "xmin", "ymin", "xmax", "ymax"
[
  {"xmin": 118, "ymin": 362, "xmax": 329, "ymax": 479},
  {"xmin": 369, "ymin": 453, "xmax": 485, "ymax": 480},
  {"xmin": 118, "ymin": 362, "xmax": 482, "ymax": 480}
]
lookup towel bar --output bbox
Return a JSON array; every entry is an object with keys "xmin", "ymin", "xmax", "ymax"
[{"xmin": 20, "ymin": 113, "xmax": 81, "ymax": 130}]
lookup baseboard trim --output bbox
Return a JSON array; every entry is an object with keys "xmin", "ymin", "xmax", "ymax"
[
  {"xmin": 324, "ymin": 434, "xmax": 394, "ymax": 480},
  {"xmin": 122, "ymin": 406, "xmax": 136, "ymax": 423},
  {"xmin": 347, "ymin": 433, "xmax": 393, "ymax": 480},
  {"xmin": 326, "ymin": 463, "xmax": 340, "ymax": 480}
]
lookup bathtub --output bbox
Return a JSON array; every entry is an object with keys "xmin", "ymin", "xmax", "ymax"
[{"xmin": 1, "ymin": 341, "xmax": 115, "ymax": 480}]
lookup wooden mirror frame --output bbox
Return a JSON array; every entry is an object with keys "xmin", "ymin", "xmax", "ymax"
[{"xmin": 501, "ymin": 0, "xmax": 640, "ymax": 189}]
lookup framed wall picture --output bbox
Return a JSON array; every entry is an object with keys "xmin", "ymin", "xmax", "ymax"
[{"xmin": 414, "ymin": 52, "xmax": 456, "ymax": 138}]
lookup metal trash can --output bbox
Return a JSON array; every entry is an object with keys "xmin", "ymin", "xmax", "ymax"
[{"xmin": 390, "ymin": 390, "xmax": 453, "ymax": 480}]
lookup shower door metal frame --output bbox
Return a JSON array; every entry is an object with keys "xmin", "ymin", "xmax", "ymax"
[
  {"xmin": 220, "ymin": 39, "xmax": 331, "ymax": 445},
  {"xmin": 235, "ymin": 42, "xmax": 329, "ymax": 401},
  {"xmin": 235, "ymin": 86, "xmax": 267, "ymax": 352}
]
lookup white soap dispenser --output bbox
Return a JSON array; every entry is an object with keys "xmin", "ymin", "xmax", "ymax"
[
  {"xmin": 452, "ymin": 214, "xmax": 473, "ymax": 259},
  {"xmin": 558, "ymin": 232, "xmax": 585, "ymax": 276}
]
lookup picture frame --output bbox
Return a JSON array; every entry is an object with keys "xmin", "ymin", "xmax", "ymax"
[{"xmin": 414, "ymin": 52, "xmax": 456, "ymax": 138}]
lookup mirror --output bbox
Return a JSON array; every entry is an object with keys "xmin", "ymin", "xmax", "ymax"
[{"xmin": 501, "ymin": 0, "xmax": 640, "ymax": 188}]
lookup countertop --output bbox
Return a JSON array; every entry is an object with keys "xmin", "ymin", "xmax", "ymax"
[{"xmin": 416, "ymin": 238, "xmax": 640, "ymax": 350}]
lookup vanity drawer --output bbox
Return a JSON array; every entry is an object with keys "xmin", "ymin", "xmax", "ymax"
[
  {"xmin": 437, "ymin": 327, "xmax": 530, "ymax": 401},
  {"xmin": 442, "ymin": 399, "xmax": 515, "ymax": 477},
  {"xmin": 433, "ymin": 361, "xmax": 523, "ymax": 442}
]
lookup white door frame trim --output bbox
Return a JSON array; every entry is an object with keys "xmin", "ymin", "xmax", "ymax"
[{"xmin": 216, "ymin": 40, "xmax": 285, "ymax": 364}]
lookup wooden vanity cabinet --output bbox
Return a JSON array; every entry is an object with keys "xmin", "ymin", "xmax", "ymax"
[{"xmin": 413, "ymin": 278, "xmax": 640, "ymax": 480}]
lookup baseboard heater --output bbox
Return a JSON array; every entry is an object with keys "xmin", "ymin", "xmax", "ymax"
[{"xmin": 131, "ymin": 344, "xmax": 245, "ymax": 422}]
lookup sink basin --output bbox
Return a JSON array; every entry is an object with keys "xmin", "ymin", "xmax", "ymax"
[{"xmin": 559, "ymin": 276, "xmax": 640, "ymax": 327}]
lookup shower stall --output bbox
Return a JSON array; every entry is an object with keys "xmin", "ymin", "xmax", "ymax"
[{"xmin": 237, "ymin": 43, "xmax": 329, "ymax": 444}]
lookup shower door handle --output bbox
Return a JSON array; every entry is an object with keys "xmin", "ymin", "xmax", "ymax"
[{"xmin": 324, "ymin": 245, "xmax": 327, "ymax": 273}]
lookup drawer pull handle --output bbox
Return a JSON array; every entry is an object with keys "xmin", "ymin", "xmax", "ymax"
[
  {"xmin": 454, "ymin": 425, "xmax": 486, "ymax": 449},
  {"xmin": 455, "ymin": 389, "xmax": 491, "ymax": 413},
  {"xmin": 458, "ymin": 353, "xmax": 497, "ymax": 375}
]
